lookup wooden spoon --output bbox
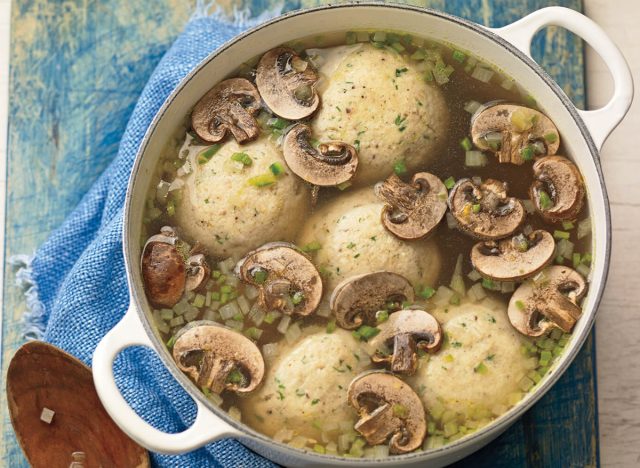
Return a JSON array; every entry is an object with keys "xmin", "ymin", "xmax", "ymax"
[{"xmin": 6, "ymin": 341, "xmax": 150, "ymax": 468}]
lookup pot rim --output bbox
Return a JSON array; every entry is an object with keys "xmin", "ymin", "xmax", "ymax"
[{"xmin": 122, "ymin": 2, "xmax": 611, "ymax": 463}]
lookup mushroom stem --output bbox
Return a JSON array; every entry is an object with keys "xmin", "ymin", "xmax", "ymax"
[
  {"xmin": 390, "ymin": 334, "xmax": 417, "ymax": 374},
  {"xmin": 354, "ymin": 403, "xmax": 398, "ymax": 446}
]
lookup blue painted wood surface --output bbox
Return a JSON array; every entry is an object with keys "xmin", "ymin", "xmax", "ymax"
[{"xmin": 2, "ymin": 1, "xmax": 596, "ymax": 466}]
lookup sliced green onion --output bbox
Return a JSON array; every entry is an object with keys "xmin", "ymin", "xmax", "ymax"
[
  {"xmin": 269, "ymin": 162, "xmax": 285, "ymax": 176},
  {"xmin": 472, "ymin": 204, "xmax": 481, "ymax": 213},
  {"xmin": 197, "ymin": 144, "xmax": 221, "ymax": 164},
  {"xmin": 444, "ymin": 176, "xmax": 456, "ymax": 189},
  {"xmin": 337, "ymin": 181, "xmax": 352, "ymax": 191},
  {"xmin": 166, "ymin": 335, "xmax": 176, "ymax": 349},
  {"xmin": 460, "ymin": 136, "xmax": 473, "ymax": 151},
  {"xmin": 231, "ymin": 152, "xmax": 252, "ymax": 166},
  {"xmin": 291, "ymin": 291, "xmax": 305, "ymax": 305},
  {"xmin": 248, "ymin": 173, "xmax": 277, "ymax": 187},
  {"xmin": 452, "ymin": 50, "xmax": 466, "ymax": 63},
  {"xmin": 410, "ymin": 49, "xmax": 426, "ymax": 61},
  {"xmin": 538, "ymin": 190, "xmax": 553, "ymax": 210},
  {"xmin": 353, "ymin": 325, "xmax": 380, "ymax": 342},
  {"xmin": 326, "ymin": 319, "xmax": 336, "ymax": 333},
  {"xmin": 417, "ymin": 285, "xmax": 436, "ymax": 299},
  {"xmin": 515, "ymin": 300, "xmax": 526, "ymax": 311},
  {"xmin": 267, "ymin": 117, "xmax": 289, "ymax": 130},
  {"xmin": 372, "ymin": 31, "xmax": 386, "ymax": 43},
  {"xmin": 391, "ymin": 42, "xmax": 405, "ymax": 53},
  {"xmin": 302, "ymin": 241, "xmax": 322, "ymax": 252},
  {"xmin": 376, "ymin": 310, "xmax": 389, "ymax": 323},
  {"xmin": 544, "ymin": 132, "xmax": 558, "ymax": 143},
  {"xmin": 521, "ymin": 145, "xmax": 534, "ymax": 161},
  {"xmin": 465, "ymin": 150, "xmax": 488, "ymax": 167},
  {"xmin": 553, "ymin": 230, "xmax": 571, "ymax": 240},
  {"xmin": 474, "ymin": 362, "xmax": 488, "ymax": 374},
  {"xmin": 562, "ymin": 221, "xmax": 575, "ymax": 230},
  {"xmin": 393, "ymin": 159, "xmax": 407, "ymax": 176}
]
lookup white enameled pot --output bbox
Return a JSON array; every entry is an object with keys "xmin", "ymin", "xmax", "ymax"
[{"xmin": 92, "ymin": 4, "xmax": 633, "ymax": 467}]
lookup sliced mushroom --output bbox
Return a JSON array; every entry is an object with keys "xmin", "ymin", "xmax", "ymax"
[
  {"xmin": 185, "ymin": 254, "xmax": 211, "ymax": 292},
  {"xmin": 141, "ymin": 227, "xmax": 185, "ymax": 308},
  {"xmin": 282, "ymin": 123, "xmax": 358, "ymax": 186},
  {"xmin": 471, "ymin": 230, "xmax": 555, "ymax": 282},
  {"xmin": 530, "ymin": 156, "xmax": 586, "ymax": 222},
  {"xmin": 471, "ymin": 103, "xmax": 560, "ymax": 164},
  {"xmin": 348, "ymin": 372, "xmax": 426, "ymax": 454},
  {"xmin": 448, "ymin": 178, "xmax": 525, "ymax": 240},
  {"xmin": 375, "ymin": 172, "xmax": 448, "ymax": 240},
  {"xmin": 369, "ymin": 309, "xmax": 442, "ymax": 375},
  {"xmin": 191, "ymin": 78, "xmax": 261, "ymax": 144},
  {"xmin": 172, "ymin": 320, "xmax": 265, "ymax": 394},
  {"xmin": 256, "ymin": 47, "xmax": 320, "ymax": 120},
  {"xmin": 235, "ymin": 242, "xmax": 322, "ymax": 316},
  {"xmin": 330, "ymin": 272, "xmax": 415, "ymax": 330},
  {"xmin": 508, "ymin": 266, "xmax": 587, "ymax": 336}
]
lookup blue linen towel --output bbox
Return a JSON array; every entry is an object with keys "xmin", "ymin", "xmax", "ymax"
[{"xmin": 12, "ymin": 6, "xmax": 282, "ymax": 468}]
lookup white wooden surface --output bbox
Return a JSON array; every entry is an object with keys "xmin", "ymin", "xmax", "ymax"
[
  {"xmin": 0, "ymin": 1, "xmax": 637, "ymax": 466},
  {"xmin": 584, "ymin": 1, "xmax": 640, "ymax": 467}
]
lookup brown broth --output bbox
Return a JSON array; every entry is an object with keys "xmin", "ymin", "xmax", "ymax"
[{"xmin": 141, "ymin": 29, "xmax": 593, "ymax": 456}]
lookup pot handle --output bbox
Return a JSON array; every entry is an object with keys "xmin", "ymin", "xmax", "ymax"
[
  {"xmin": 491, "ymin": 6, "xmax": 633, "ymax": 151},
  {"xmin": 92, "ymin": 304, "xmax": 241, "ymax": 454}
]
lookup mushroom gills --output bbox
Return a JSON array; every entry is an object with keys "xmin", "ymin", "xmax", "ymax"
[
  {"xmin": 530, "ymin": 156, "xmax": 586, "ymax": 222},
  {"xmin": 448, "ymin": 178, "xmax": 525, "ymax": 240},
  {"xmin": 348, "ymin": 372, "xmax": 426, "ymax": 454},
  {"xmin": 235, "ymin": 242, "xmax": 323, "ymax": 317},
  {"xmin": 369, "ymin": 309, "xmax": 443, "ymax": 375},
  {"xmin": 471, "ymin": 230, "xmax": 555, "ymax": 281},
  {"xmin": 330, "ymin": 271, "xmax": 415, "ymax": 329},
  {"xmin": 507, "ymin": 266, "xmax": 587, "ymax": 336},
  {"xmin": 375, "ymin": 172, "xmax": 448, "ymax": 240},
  {"xmin": 283, "ymin": 124, "xmax": 358, "ymax": 186},
  {"xmin": 191, "ymin": 78, "xmax": 261, "ymax": 144},
  {"xmin": 471, "ymin": 103, "xmax": 560, "ymax": 164},
  {"xmin": 256, "ymin": 47, "xmax": 320, "ymax": 120}
]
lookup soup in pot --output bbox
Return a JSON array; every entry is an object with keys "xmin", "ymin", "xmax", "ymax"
[{"xmin": 140, "ymin": 30, "xmax": 592, "ymax": 458}]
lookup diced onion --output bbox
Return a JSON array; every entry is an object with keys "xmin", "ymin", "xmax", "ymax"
[
  {"xmin": 156, "ymin": 180, "xmax": 171, "ymax": 200},
  {"xmin": 471, "ymin": 65, "xmax": 495, "ymax": 83},
  {"xmin": 244, "ymin": 285, "xmax": 259, "ymax": 300},
  {"xmin": 339, "ymin": 420, "xmax": 354, "ymax": 432},
  {"xmin": 325, "ymin": 441, "xmax": 338, "ymax": 454},
  {"xmin": 224, "ymin": 319, "xmax": 244, "ymax": 331},
  {"xmin": 501, "ymin": 78, "xmax": 515, "ymax": 90},
  {"xmin": 274, "ymin": 428, "xmax": 294, "ymax": 443},
  {"xmin": 219, "ymin": 301, "xmax": 241, "ymax": 320},
  {"xmin": 202, "ymin": 309, "xmax": 219, "ymax": 322},
  {"xmin": 184, "ymin": 309, "xmax": 199, "ymax": 322},
  {"xmin": 467, "ymin": 269, "xmax": 482, "ymax": 282},
  {"xmin": 285, "ymin": 322, "xmax": 302, "ymax": 344},
  {"xmin": 522, "ymin": 199, "xmax": 535, "ymax": 214},
  {"xmin": 228, "ymin": 406, "xmax": 242, "ymax": 422},
  {"xmin": 218, "ymin": 258, "xmax": 236, "ymax": 276},
  {"xmin": 169, "ymin": 316, "xmax": 184, "ymax": 327},
  {"xmin": 501, "ymin": 281, "xmax": 516, "ymax": 293},
  {"xmin": 289, "ymin": 436, "xmax": 309, "ymax": 449},
  {"xmin": 160, "ymin": 309, "xmax": 174, "ymax": 321},
  {"xmin": 277, "ymin": 315, "xmax": 292, "ymax": 334},
  {"xmin": 168, "ymin": 178, "xmax": 184, "ymax": 192},
  {"xmin": 522, "ymin": 224, "xmax": 534, "ymax": 235},
  {"xmin": 465, "ymin": 150, "xmax": 488, "ymax": 167},
  {"xmin": 577, "ymin": 217, "xmax": 592, "ymax": 239},
  {"xmin": 467, "ymin": 283, "xmax": 487, "ymax": 302},
  {"xmin": 432, "ymin": 286, "xmax": 454, "ymax": 306},
  {"xmin": 236, "ymin": 295, "xmax": 250, "ymax": 315},
  {"xmin": 248, "ymin": 304, "xmax": 265, "ymax": 325},
  {"xmin": 370, "ymin": 445, "xmax": 389, "ymax": 459},
  {"xmin": 464, "ymin": 100, "xmax": 482, "ymax": 114},
  {"xmin": 446, "ymin": 213, "xmax": 458, "ymax": 229},
  {"xmin": 556, "ymin": 239, "xmax": 575, "ymax": 258},
  {"xmin": 208, "ymin": 392, "xmax": 223, "ymax": 406},
  {"xmin": 176, "ymin": 159, "xmax": 192, "ymax": 177},
  {"xmin": 262, "ymin": 343, "xmax": 279, "ymax": 362},
  {"xmin": 576, "ymin": 263, "xmax": 590, "ymax": 278},
  {"xmin": 338, "ymin": 434, "xmax": 354, "ymax": 453},
  {"xmin": 316, "ymin": 302, "xmax": 332, "ymax": 317}
]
